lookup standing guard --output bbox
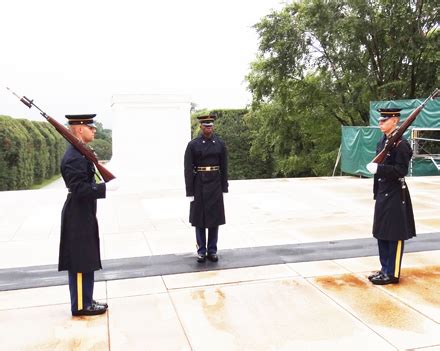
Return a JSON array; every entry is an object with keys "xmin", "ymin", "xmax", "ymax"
[
  {"xmin": 366, "ymin": 108, "xmax": 416, "ymax": 285},
  {"xmin": 59, "ymin": 114, "xmax": 118, "ymax": 316},
  {"xmin": 184, "ymin": 113, "xmax": 229, "ymax": 263}
]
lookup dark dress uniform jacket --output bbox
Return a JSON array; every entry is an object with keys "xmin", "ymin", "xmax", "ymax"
[
  {"xmin": 184, "ymin": 133, "xmax": 228, "ymax": 228},
  {"xmin": 372, "ymin": 135, "xmax": 416, "ymax": 241},
  {"xmin": 58, "ymin": 145, "xmax": 106, "ymax": 272}
]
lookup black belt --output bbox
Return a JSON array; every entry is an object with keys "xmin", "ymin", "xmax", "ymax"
[{"xmin": 196, "ymin": 166, "xmax": 219, "ymax": 171}]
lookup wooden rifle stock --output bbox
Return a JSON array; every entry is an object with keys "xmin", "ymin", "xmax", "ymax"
[
  {"xmin": 6, "ymin": 87, "xmax": 116, "ymax": 182},
  {"xmin": 372, "ymin": 88, "xmax": 440, "ymax": 164}
]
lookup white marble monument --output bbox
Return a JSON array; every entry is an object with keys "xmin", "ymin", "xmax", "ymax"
[{"xmin": 109, "ymin": 94, "xmax": 192, "ymax": 191}]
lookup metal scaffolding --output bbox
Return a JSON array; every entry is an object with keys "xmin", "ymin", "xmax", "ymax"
[{"xmin": 411, "ymin": 128, "xmax": 440, "ymax": 174}]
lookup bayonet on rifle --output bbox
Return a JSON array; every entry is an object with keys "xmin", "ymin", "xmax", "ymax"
[{"xmin": 5, "ymin": 87, "xmax": 116, "ymax": 182}]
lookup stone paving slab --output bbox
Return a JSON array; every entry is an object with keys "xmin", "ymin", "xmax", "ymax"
[
  {"xmin": 108, "ymin": 294, "xmax": 191, "ymax": 351},
  {"xmin": 1, "ymin": 256, "xmax": 440, "ymax": 350},
  {"xmin": 0, "ymin": 176, "xmax": 439, "ymax": 350},
  {"xmin": 169, "ymin": 278, "xmax": 395, "ymax": 351},
  {"xmin": 0, "ymin": 304, "xmax": 109, "ymax": 350},
  {"xmin": 162, "ymin": 264, "xmax": 298, "ymax": 289},
  {"xmin": 1, "ymin": 176, "xmax": 439, "ymax": 270},
  {"xmin": 379, "ymin": 265, "xmax": 440, "ymax": 323},
  {"xmin": 311, "ymin": 273, "xmax": 440, "ymax": 350}
]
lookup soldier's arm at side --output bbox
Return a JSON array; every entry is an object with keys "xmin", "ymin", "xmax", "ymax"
[
  {"xmin": 220, "ymin": 141, "xmax": 229, "ymax": 193},
  {"xmin": 184, "ymin": 142, "xmax": 195, "ymax": 196}
]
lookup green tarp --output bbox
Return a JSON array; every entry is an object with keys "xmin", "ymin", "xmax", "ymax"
[
  {"xmin": 411, "ymin": 158, "xmax": 440, "ymax": 176},
  {"xmin": 370, "ymin": 98, "xmax": 440, "ymax": 127},
  {"xmin": 341, "ymin": 96, "xmax": 440, "ymax": 177},
  {"xmin": 341, "ymin": 127, "xmax": 382, "ymax": 177}
]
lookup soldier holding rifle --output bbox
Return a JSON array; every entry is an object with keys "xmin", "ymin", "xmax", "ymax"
[
  {"xmin": 6, "ymin": 88, "xmax": 118, "ymax": 316},
  {"xmin": 59, "ymin": 114, "xmax": 119, "ymax": 316},
  {"xmin": 365, "ymin": 89, "xmax": 439, "ymax": 284},
  {"xmin": 366, "ymin": 108, "xmax": 416, "ymax": 285}
]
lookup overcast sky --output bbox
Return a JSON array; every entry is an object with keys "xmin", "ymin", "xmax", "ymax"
[{"xmin": 0, "ymin": 0, "xmax": 284, "ymax": 128}]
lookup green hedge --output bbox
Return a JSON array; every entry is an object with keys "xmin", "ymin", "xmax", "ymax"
[
  {"xmin": 17, "ymin": 119, "xmax": 48, "ymax": 184},
  {"xmin": 0, "ymin": 115, "xmax": 65, "ymax": 191}
]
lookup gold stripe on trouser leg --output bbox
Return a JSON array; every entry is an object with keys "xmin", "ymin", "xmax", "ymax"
[
  {"xmin": 77, "ymin": 273, "xmax": 83, "ymax": 310},
  {"xmin": 394, "ymin": 241, "xmax": 402, "ymax": 278}
]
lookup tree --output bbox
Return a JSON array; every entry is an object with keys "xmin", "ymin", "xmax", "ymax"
[
  {"xmin": 94, "ymin": 121, "xmax": 112, "ymax": 143},
  {"xmin": 246, "ymin": 0, "xmax": 439, "ymax": 176},
  {"xmin": 90, "ymin": 121, "xmax": 112, "ymax": 160},
  {"xmin": 90, "ymin": 139, "xmax": 112, "ymax": 161}
]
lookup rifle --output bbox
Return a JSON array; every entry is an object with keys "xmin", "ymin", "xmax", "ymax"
[
  {"xmin": 6, "ymin": 87, "xmax": 116, "ymax": 182},
  {"xmin": 372, "ymin": 88, "xmax": 440, "ymax": 164}
]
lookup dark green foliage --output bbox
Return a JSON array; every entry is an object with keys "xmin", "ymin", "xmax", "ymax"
[
  {"xmin": 91, "ymin": 122, "xmax": 112, "ymax": 160},
  {"xmin": 48, "ymin": 124, "xmax": 67, "ymax": 174},
  {"xmin": 0, "ymin": 116, "xmax": 20, "ymax": 189},
  {"xmin": 14, "ymin": 122, "xmax": 34, "ymax": 189},
  {"xmin": 94, "ymin": 122, "xmax": 112, "ymax": 144},
  {"xmin": 191, "ymin": 109, "xmax": 274, "ymax": 180},
  {"xmin": 246, "ymin": 0, "xmax": 439, "ymax": 177},
  {"xmin": 90, "ymin": 139, "xmax": 112, "ymax": 161},
  {"xmin": 36, "ymin": 123, "xmax": 61, "ymax": 178},
  {"xmin": 0, "ymin": 116, "xmax": 33, "ymax": 190},
  {"xmin": 17, "ymin": 119, "xmax": 48, "ymax": 184},
  {"xmin": 0, "ymin": 116, "xmax": 65, "ymax": 190},
  {"xmin": 0, "ymin": 114, "xmax": 113, "ymax": 190}
]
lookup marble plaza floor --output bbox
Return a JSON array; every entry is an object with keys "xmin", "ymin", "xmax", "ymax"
[{"xmin": 0, "ymin": 176, "xmax": 439, "ymax": 350}]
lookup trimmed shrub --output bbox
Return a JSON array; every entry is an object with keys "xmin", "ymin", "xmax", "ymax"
[
  {"xmin": 17, "ymin": 119, "xmax": 48, "ymax": 184},
  {"xmin": 0, "ymin": 115, "xmax": 33, "ymax": 190}
]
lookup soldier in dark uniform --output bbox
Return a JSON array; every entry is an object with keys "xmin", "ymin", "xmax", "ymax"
[
  {"xmin": 366, "ymin": 108, "xmax": 416, "ymax": 285},
  {"xmin": 59, "ymin": 114, "xmax": 118, "ymax": 316},
  {"xmin": 184, "ymin": 113, "xmax": 228, "ymax": 263}
]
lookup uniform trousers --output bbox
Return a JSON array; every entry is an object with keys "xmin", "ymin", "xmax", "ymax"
[
  {"xmin": 196, "ymin": 226, "xmax": 218, "ymax": 255},
  {"xmin": 378, "ymin": 239, "xmax": 404, "ymax": 278},
  {"xmin": 68, "ymin": 271, "xmax": 94, "ymax": 313}
]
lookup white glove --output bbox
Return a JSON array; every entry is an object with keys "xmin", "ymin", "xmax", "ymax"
[
  {"xmin": 366, "ymin": 163, "xmax": 378, "ymax": 174},
  {"xmin": 187, "ymin": 196, "xmax": 194, "ymax": 202},
  {"xmin": 106, "ymin": 178, "xmax": 120, "ymax": 191}
]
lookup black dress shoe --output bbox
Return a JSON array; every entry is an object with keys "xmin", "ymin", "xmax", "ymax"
[
  {"xmin": 197, "ymin": 254, "xmax": 206, "ymax": 263},
  {"xmin": 207, "ymin": 253, "xmax": 218, "ymax": 262},
  {"xmin": 72, "ymin": 304, "xmax": 107, "ymax": 316},
  {"xmin": 368, "ymin": 271, "xmax": 384, "ymax": 281},
  {"xmin": 92, "ymin": 299, "xmax": 108, "ymax": 308},
  {"xmin": 371, "ymin": 274, "xmax": 399, "ymax": 285}
]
